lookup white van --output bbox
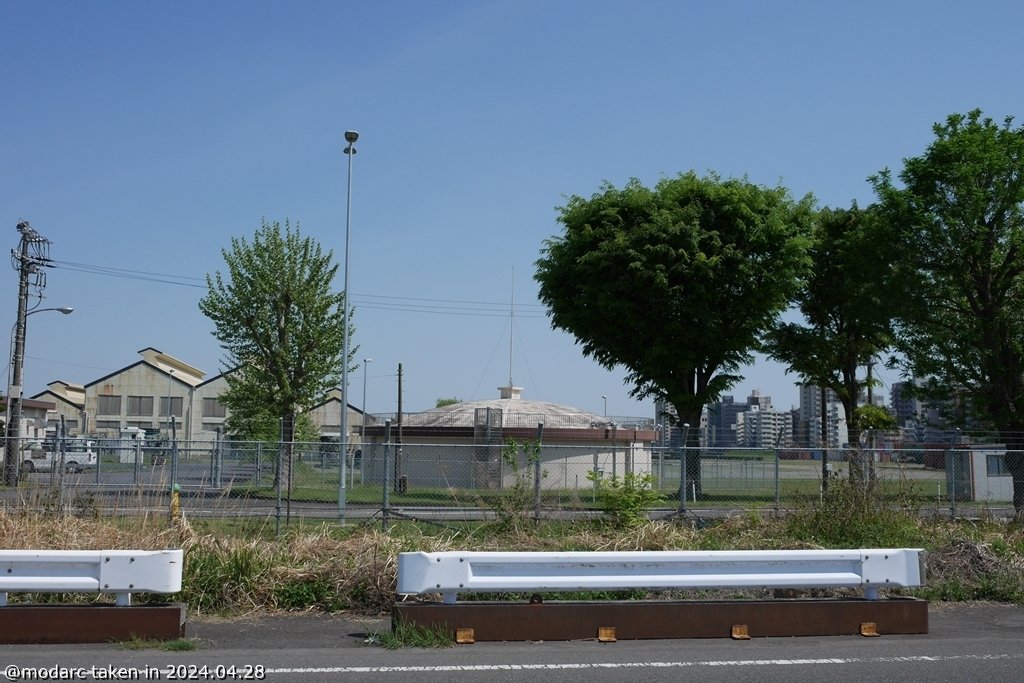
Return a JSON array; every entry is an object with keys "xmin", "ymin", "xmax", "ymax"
[{"xmin": 20, "ymin": 439, "xmax": 98, "ymax": 473}]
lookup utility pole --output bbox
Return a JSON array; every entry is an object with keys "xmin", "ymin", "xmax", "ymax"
[{"xmin": 4, "ymin": 221, "xmax": 52, "ymax": 487}]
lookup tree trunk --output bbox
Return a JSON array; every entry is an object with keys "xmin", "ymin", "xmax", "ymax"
[
  {"xmin": 843, "ymin": 397, "xmax": 864, "ymax": 484},
  {"xmin": 274, "ymin": 411, "xmax": 296, "ymax": 495},
  {"xmin": 673, "ymin": 406, "xmax": 703, "ymax": 500}
]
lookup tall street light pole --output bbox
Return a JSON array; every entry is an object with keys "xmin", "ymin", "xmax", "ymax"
[
  {"xmin": 338, "ymin": 129, "xmax": 358, "ymax": 522},
  {"xmin": 4, "ymin": 305, "xmax": 73, "ymax": 486}
]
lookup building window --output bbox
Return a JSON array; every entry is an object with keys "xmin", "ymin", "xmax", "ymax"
[
  {"xmin": 203, "ymin": 398, "xmax": 227, "ymax": 418},
  {"xmin": 95, "ymin": 420, "xmax": 120, "ymax": 431},
  {"xmin": 125, "ymin": 420, "xmax": 154, "ymax": 430},
  {"xmin": 987, "ymin": 452, "xmax": 1009, "ymax": 477},
  {"xmin": 160, "ymin": 396, "xmax": 183, "ymax": 417},
  {"xmin": 127, "ymin": 395, "xmax": 154, "ymax": 417},
  {"xmin": 97, "ymin": 395, "xmax": 121, "ymax": 415}
]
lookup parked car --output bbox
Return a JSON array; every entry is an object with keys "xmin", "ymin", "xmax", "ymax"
[{"xmin": 20, "ymin": 439, "xmax": 98, "ymax": 473}]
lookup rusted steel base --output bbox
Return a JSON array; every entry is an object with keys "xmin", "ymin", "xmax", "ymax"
[
  {"xmin": 393, "ymin": 598, "xmax": 928, "ymax": 641},
  {"xmin": 0, "ymin": 604, "xmax": 186, "ymax": 644}
]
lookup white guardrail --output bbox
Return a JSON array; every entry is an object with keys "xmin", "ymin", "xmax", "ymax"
[
  {"xmin": 397, "ymin": 549, "xmax": 925, "ymax": 604},
  {"xmin": 0, "ymin": 549, "xmax": 183, "ymax": 606}
]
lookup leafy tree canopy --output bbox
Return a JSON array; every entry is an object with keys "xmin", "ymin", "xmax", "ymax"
[
  {"xmin": 435, "ymin": 398, "xmax": 462, "ymax": 408},
  {"xmin": 764, "ymin": 203, "xmax": 905, "ymax": 467},
  {"xmin": 854, "ymin": 403, "xmax": 897, "ymax": 432},
  {"xmin": 872, "ymin": 109, "xmax": 1024, "ymax": 510},
  {"xmin": 199, "ymin": 219, "xmax": 354, "ymax": 442},
  {"xmin": 535, "ymin": 171, "xmax": 815, "ymax": 428}
]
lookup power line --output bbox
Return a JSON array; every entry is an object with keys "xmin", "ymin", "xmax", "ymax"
[
  {"xmin": 53, "ymin": 261, "xmax": 207, "ymax": 288},
  {"xmin": 47, "ymin": 259, "xmax": 552, "ymax": 318},
  {"xmin": 355, "ymin": 292, "xmax": 547, "ymax": 310}
]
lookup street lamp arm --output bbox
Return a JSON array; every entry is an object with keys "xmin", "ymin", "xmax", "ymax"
[{"xmin": 3, "ymin": 303, "xmax": 74, "ymax": 487}]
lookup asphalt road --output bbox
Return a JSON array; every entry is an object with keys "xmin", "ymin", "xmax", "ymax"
[{"xmin": 0, "ymin": 603, "xmax": 1021, "ymax": 682}]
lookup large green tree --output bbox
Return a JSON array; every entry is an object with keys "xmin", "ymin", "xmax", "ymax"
[
  {"xmin": 764, "ymin": 204, "xmax": 903, "ymax": 481},
  {"xmin": 199, "ymin": 220, "xmax": 354, "ymax": 470},
  {"xmin": 872, "ymin": 109, "xmax": 1024, "ymax": 513},
  {"xmin": 535, "ymin": 172, "xmax": 814, "ymax": 491}
]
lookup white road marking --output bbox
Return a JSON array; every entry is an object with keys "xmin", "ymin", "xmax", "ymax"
[{"xmin": 264, "ymin": 653, "xmax": 1024, "ymax": 674}]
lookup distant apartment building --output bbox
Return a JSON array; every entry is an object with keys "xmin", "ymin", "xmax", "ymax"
[
  {"xmin": 890, "ymin": 379, "xmax": 953, "ymax": 428},
  {"xmin": 797, "ymin": 383, "xmax": 848, "ymax": 449},
  {"xmin": 703, "ymin": 390, "xmax": 786, "ymax": 448},
  {"xmin": 735, "ymin": 402, "xmax": 793, "ymax": 448},
  {"xmin": 705, "ymin": 395, "xmax": 748, "ymax": 447},
  {"xmin": 889, "ymin": 379, "xmax": 970, "ymax": 442}
]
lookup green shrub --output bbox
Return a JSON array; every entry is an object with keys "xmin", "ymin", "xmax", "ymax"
[
  {"xmin": 274, "ymin": 577, "xmax": 344, "ymax": 611},
  {"xmin": 784, "ymin": 478, "xmax": 925, "ymax": 547},
  {"xmin": 487, "ymin": 439, "xmax": 545, "ymax": 532},
  {"xmin": 587, "ymin": 472, "xmax": 664, "ymax": 528}
]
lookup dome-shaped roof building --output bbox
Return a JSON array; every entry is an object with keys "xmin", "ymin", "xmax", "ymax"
[{"xmin": 362, "ymin": 385, "xmax": 657, "ymax": 492}]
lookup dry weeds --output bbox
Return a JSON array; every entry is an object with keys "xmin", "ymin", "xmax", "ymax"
[{"xmin": 1, "ymin": 508, "xmax": 1022, "ymax": 614}]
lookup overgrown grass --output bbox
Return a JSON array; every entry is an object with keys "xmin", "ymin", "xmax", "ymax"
[
  {"xmin": 370, "ymin": 618, "xmax": 455, "ymax": 649},
  {"xmin": 121, "ymin": 635, "xmax": 198, "ymax": 651},
  {"xmin": 1, "ymin": 482, "xmax": 1024, "ymax": 615}
]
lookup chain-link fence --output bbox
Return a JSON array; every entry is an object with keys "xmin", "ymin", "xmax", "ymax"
[{"xmin": 0, "ymin": 433, "xmax": 1018, "ymax": 524}]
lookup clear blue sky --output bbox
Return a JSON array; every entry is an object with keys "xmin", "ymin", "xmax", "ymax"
[{"xmin": 2, "ymin": 0, "xmax": 1023, "ymax": 418}]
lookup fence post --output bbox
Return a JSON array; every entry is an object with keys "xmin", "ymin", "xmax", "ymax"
[
  {"xmin": 94, "ymin": 426, "xmax": 101, "ymax": 487},
  {"xmin": 774, "ymin": 446, "xmax": 781, "ymax": 511},
  {"xmin": 54, "ymin": 415, "xmax": 66, "ymax": 512},
  {"xmin": 133, "ymin": 437, "xmax": 141, "ymax": 486},
  {"xmin": 251, "ymin": 440, "xmax": 260, "ymax": 483},
  {"xmin": 214, "ymin": 427, "xmax": 223, "ymax": 489},
  {"xmin": 170, "ymin": 417, "xmax": 179, "ymax": 490},
  {"xmin": 948, "ymin": 429, "xmax": 961, "ymax": 519},
  {"xmin": 611, "ymin": 422, "xmax": 617, "ymax": 480},
  {"xmin": 209, "ymin": 432, "xmax": 216, "ymax": 484},
  {"xmin": 382, "ymin": 419, "xmax": 392, "ymax": 525},
  {"xmin": 275, "ymin": 419, "xmax": 283, "ymax": 538},
  {"xmin": 534, "ymin": 422, "xmax": 544, "ymax": 522}
]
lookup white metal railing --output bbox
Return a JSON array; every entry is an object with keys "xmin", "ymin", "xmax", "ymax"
[
  {"xmin": 0, "ymin": 549, "xmax": 183, "ymax": 606},
  {"xmin": 397, "ymin": 549, "xmax": 925, "ymax": 604}
]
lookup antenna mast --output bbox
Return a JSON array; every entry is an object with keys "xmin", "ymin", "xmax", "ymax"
[{"xmin": 508, "ymin": 266, "xmax": 514, "ymax": 387}]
